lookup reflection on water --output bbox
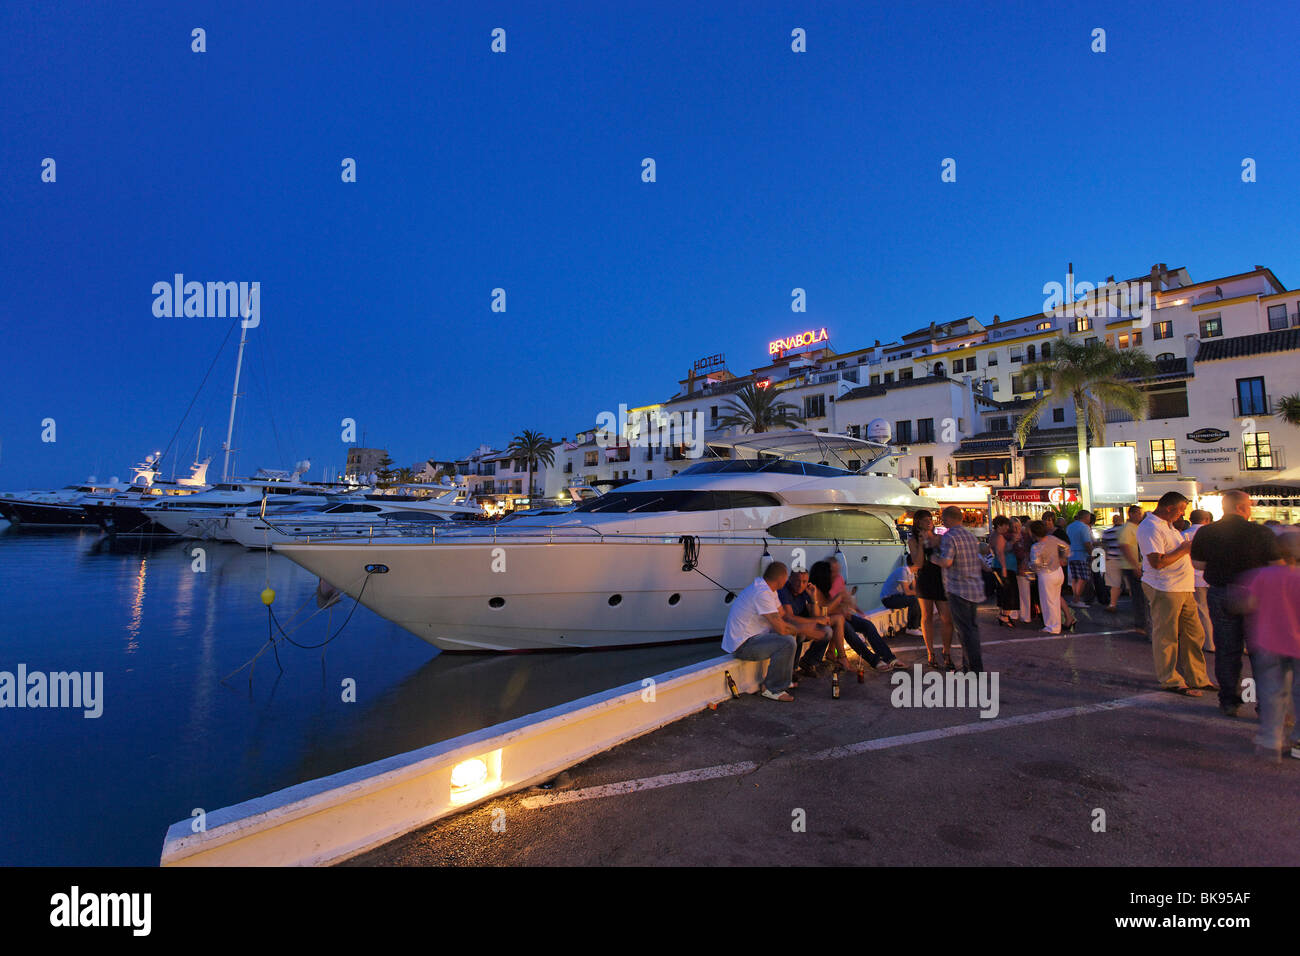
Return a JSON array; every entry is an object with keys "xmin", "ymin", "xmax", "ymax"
[
  {"xmin": 0, "ymin": 529, "xmax": 719, "ymax": 864},
  {"xmin": 126, "ymin": 557, "xmax": 146, "ymax": 652}
]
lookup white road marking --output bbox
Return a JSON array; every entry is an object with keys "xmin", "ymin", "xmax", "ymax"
[
  {"xmin": 520, "ymin": 760, "xmax": 759, "ymax": 809},
  {"xmin": 889, "ymin": 628, "xmax": 1140, "ymax": 653},
  {"xmin": 518, "ymin": 691, "xmax": 1167, "ymax": 810},
  {"xmin": 810, "ymin": 692, "xmax": 1165, "ymax": 760}
]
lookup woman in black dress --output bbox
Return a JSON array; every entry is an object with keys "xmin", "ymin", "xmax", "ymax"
[{"xmin": 907, "ymin": 508, "xmax": 954, "ymax": 670}]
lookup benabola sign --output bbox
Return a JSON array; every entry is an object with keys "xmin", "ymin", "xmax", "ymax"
[{"xmin": 769, "ymin": 328, "xmax": 829, "ymax": 355}]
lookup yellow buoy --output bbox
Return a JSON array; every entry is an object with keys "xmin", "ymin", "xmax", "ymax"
[{"xmin": 261, "ymin": 587, "xmax": 276, "ymax": 606}]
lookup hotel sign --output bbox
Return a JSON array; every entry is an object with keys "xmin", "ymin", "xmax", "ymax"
[
  {"xmin": 693, "ymin": 353, "xmax": 726, "ymax": 371},
  {"xmin": 1186, "ymin": 428, "xmax": 1230, "ymax": 443},
  {"xmin": 769, "ymin": 327, "xmax": 829, "ymax": 355}
]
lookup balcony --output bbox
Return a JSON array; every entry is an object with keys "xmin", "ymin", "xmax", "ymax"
[
  {"xmin": 1232, "ymin": 394, "xmax": 1271, "ymax": 418},
  {"xmin": 1240, "ymin": 447, "xmax": 1287, "ymax": 472},
  {"xmin": 1105, "ymin": 409, "xmax": 1134, "ymax": 424}
]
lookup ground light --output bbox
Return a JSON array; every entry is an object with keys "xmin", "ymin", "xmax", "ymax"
[{"xmin": 449, "ymin": 750, "xmax": 503, "ymax": 806}]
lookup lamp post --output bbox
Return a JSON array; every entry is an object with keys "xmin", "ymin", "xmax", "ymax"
[{"xmin": 1055, "ymin": 456, "xmax": 1069, "ymax": 509}]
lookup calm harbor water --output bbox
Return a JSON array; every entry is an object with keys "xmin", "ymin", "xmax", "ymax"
[{"xmin": 0, "ymin": 523, "xmax": 719, "ymax": 865}]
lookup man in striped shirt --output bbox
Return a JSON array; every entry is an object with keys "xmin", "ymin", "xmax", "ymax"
[{"xmin": 930, "ymin": 506, "xmax": 986, "ymax": 673}]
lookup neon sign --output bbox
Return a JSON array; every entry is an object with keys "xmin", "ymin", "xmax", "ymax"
[{"xmin": 769, "ymin": 328, "xmax": 829, "ymax": 355}]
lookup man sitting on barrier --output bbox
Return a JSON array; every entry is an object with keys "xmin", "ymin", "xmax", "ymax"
[
  {"xmin": 722, "ymin": 561, "xmax": 802, "ymax": 701},
  {"xmin": 778, "ymin": 568, "xmax": 835, "ymax": 680}
]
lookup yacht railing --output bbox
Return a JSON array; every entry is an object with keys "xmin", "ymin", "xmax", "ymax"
[{"xmin": 269, "ymin": 521, "xmax": 902, "ymax": 548}]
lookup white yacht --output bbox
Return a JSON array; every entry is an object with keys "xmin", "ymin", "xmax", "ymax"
[{"xmin": 272, "ymin": 431, "xmax": 930, "ymax": 652}]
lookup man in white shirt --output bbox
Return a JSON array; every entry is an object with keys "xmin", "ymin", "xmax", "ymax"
[
  {"xmin": 1182, "ymin": 509, "xmax": 1214, "ymax": 653},
  {"xmin": 723, "ymin": 562, "xmax": 801, "ymax": 701},
  {"xmin": 1136, "ymin": 492, "xmax": 1211, "ymax": 695}
]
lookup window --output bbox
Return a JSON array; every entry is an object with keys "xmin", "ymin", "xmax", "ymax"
[
  {"xmin": 1236, "ymin": 377, "xmax": 1268, "ymax": 416},
  {"xmin": 1071, "ymin": 317, "xmax": 1092, "ymax": 333},
  {"xmin": 564, "ymin": 461, "xmax": 573, "ymax": 473},
  {"xmin": 1133, "ymin": 330, "xmax": 1142, "ymax": 346},
  {"xmin": 990, "ymin": 416, "xmax": 1009, "ymax": 433},
  {"xmin": 1026, "ymin": 344, "xmax": 1036, "ymax": 363},
  {"xmin": 1010, "ymin": 347, "xmax": 1023, "ymax": 363},
  {"xmin": 950, "ymin": 358, "xmax": 963, "ymax": 373},
  {"xmin": 1052, "ymin": 408, "xmax": 1064, "ymax": 423},
  {"xmin": 883, "ymin": 372, "xmax": 894, "ymax": 384},
  {"xmin": 1041, "ymin": 342, "xmax": 1051, "ymax": 359},
  {"xmin": 918, "ymin": 456, "xmax": 935, "ymax": 483},
  {"xmin": 767, "ymin": 510, "xmax": 895, "ymax": 541},
  {"xmin": 1156, "ymin": 352, "xmax": 1174, "ymax": 362},
  {"xmin": 1243, "ymin": 431, "xmax": 1273, "ymax": 470},
  {"xmin": 584, "ymin": 451, "xmax": 598, "ymax": 467},
  {"xmin": 933, "ymin": 361, "xmax": 945, "ymax": 377},
  {"xmin": 917, "ymin": 418, "xmax": 935, "ymax": 443},
  {"xmin": 1036, "ymin": 321, "xmax": 1052, "ymax": 331},
  {"xmin": 869, "ymin": 374, "xmax": 880, "ymax": 385},
  {"xmin": 710, "ymin": 405, "xmax": 718, "ymax": 422},
  {"xmin": 987, "ymin": 352, "xmax": 998, "ymax": 366},
  {"xmin": 991, "ymin": 380, "xmax": 1000, "ymax": 392},
  {"xmin": 895, "ymin": 420, "xmax": 913, "ymax": 443},
  {"xmin": 1085, "ymin": 336, "xmax": 1098, "ymax": 347},
  {"xmin": 1150, "ymin": 438, "xmax": 1177, "ymax": 474},
  {"xmin": 1118, "ymin": 332, "xmax": 1130, "ymax": 349},
  {"xmin": 804, "ymin": 394, "xmax": 826, "ymax": 418},
  {"xmin": 1011, "ymin": 374, "xmax": 1026, "ymax": 393},
  {"xmin": 900, "ymin": 367, "xmax": 914, "ymax": 381},
  {"xmin": 1114, "ymin": 441, "xmax": 1136, "ymax": 449},
  {"xmin": 1268, "ymin": 304, "xmax": 1288, "ymax": 330},
  {"xmin": 956, "ymin": 457, "xmax": 1011, "ymax": 481},
  {"xmin": 1199, "ymin": 315, "xmax": 1222, "ymax": 338},
  {"xmin": 1153, "ymin": 320, "xmax": 1172, "ymax": 340}
]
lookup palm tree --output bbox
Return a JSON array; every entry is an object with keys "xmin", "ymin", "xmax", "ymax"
[
  {"xmin": 506, "ymin": 429, "xmax": 555, "ymax": 496},
  {"xmin": 1275, "ymin": 393, "xmax": 1300, "ymax": 427},
  {"xmin": 1014, "ymin": 337, "xmax": 1155, "ymax": 510},
  {"xmin": 395, "ymin": 467, "xmax": 415, "ymax": 485},
  {"xmin": 716, "ymin": 384, "xmax": 805, "ymax": 434}
]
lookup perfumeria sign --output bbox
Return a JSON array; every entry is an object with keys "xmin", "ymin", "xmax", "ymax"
[{"xmin": 769, "ymin": 327, "xmax": 829, "ymax": 355}]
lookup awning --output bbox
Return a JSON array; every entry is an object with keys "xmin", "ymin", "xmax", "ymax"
[{"xmin": 1232, "ymin": 483, "xmax": 1300, "ymax": 504}]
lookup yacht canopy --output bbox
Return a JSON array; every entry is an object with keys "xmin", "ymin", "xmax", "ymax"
[{"xmin": 710, "ymin": 429, "xmax": 889, "ymax": 466}]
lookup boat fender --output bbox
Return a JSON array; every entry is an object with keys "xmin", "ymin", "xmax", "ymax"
[
  {"xmin": 760, "ymin": 537, "xmax": 772, "ymax": 575},
  {"xmin": 315, "ymin": 578, "xmax": 342, "ymax": 609}
]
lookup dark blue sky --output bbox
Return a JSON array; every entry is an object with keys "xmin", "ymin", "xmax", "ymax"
[{"xmin": 3, "ymin": 0, "xmax": 1298, "ymax": 487}]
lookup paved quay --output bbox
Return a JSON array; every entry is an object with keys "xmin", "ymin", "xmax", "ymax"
[{"xmin": 350, "ymin": 603, "xmax": 1299, "ymax": 866}]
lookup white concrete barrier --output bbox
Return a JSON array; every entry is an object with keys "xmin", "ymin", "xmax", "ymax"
[{"xmin": 160, "ymin": 653, "xmax": 768, "ymax": 866}]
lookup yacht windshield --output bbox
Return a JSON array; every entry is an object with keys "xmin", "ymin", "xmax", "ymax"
[
  {"xmin": 571, "ymin": 490, "xmax": 781, "ymax": 513},
  {"xmin": 677, "ymin": 459, "xmax": 851, "ymax": 477}
]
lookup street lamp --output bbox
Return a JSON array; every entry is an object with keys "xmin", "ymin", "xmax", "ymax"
[{"xmin": 1055, "ymin": 456, "xmax": 1069, "ymax": 505}]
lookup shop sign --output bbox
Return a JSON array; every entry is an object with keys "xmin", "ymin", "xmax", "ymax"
[{"xmin": 1186, "ymin": 428, "xmax": 1230, "ymax": 443}]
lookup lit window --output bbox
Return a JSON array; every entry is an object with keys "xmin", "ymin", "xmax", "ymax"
[
  {"xmin": 1244, "ymin": 431, "xmax": 1273, "ymax": 470},
  {"xmin": 1199, "ymin": 316, "xmax": 1222, "ymax": 338},
  {"xmin": 1153, "ymin": 320, "xmax": 1172, "ymax": 340},
  {"xmin": 1036, "ymin": 321, "xmax": 1052, "ymax": 331},
  {"xmin": 1150, "ymin": 438, "xmax": 1177, "ymax": 473}
]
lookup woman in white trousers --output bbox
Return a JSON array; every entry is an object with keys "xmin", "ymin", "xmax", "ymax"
[{"xmin": 1029, "ymin": 519, "xmax": 1070, "ymax": 634}]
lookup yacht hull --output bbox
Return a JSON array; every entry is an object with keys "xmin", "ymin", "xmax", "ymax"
[{"xmin": 274, "ymin": 536, "xmax": 906, "ymax": 651}]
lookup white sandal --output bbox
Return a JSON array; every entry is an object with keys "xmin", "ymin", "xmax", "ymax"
[{"xmin": 760, "ymin": 687, "xmax": 794, "ymax": 702}]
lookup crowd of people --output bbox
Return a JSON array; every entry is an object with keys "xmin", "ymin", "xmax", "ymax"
[{"xmin": 721, "ymin": 493, "xmax": 1300, "ymax": 762}]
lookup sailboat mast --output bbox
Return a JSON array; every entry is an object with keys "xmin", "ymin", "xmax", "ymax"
[{"xmin": 222, "ymin": 317, "xmax": 250, "ymax": 483}]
